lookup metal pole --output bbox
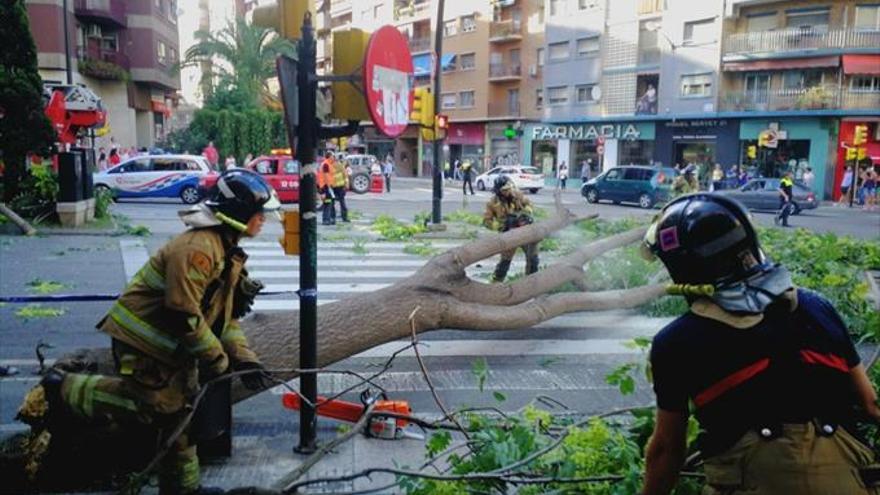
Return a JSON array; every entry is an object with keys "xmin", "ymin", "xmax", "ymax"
[
  {"xmin": 63, "ymin": 0, "xmax": 72, "ymax": 84},
  {"xmin": 295, "ymin": 12, "xmax": 318, "ymax": 454},
  {"xmin": 431, "ymin": 0, "xmax": 446, "ymax": 224}
]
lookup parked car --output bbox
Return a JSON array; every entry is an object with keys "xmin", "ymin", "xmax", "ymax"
[
  {"xmin": 343, "ymin": 154, "xmax": 376, "ymax": 194},
  {"xmin": 716, "ymin": 178, "xmax": 817, "ymax": 214},
  {"xmin": 246, "ymin": 155, "xmax": 301, "ymax": 203},
  {"xmin": 94, "ymin": 154, "xmax": 212, "ymax": 204},
  {"xmin": 475, "ymin": 166, "xmax": 544, "ymax": 194},
  {"xmin": 581, "ymin": 166, "xmax": 676, "ymax": 209}
]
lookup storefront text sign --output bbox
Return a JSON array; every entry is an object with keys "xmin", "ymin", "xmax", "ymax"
[{"xmin": 531, "ymin": 124, "xmax": 641, "ymax": 141}]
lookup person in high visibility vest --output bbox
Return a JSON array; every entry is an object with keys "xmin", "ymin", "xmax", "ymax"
[
  {"xmin": 318, "ymin": 151, "xmax": 338, "ymax": 225},
  {"xmin": 331, "ymin": 155, "xmax": 350, "ymax": 223}
]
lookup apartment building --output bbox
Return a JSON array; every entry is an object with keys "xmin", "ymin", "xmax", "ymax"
[{"xmin": 26, "ymin": 0, "xmax": 182, "ymax": 149}]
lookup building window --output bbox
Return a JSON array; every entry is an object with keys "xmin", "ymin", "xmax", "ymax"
[
  {"xmin": 441, "ymin": 93, "xmax": 456, "ymax": 109},
  {"xmin": 575, "ymin": 84, "xmax": 598, "ymax": 103},
  {"xmin": 680, "ymin": 73, "xmax": 713, "ymax": 97},
  {"xmin": 459, "ymin": 91, "xmax": 475, "ymax": 107},
  {"xmin": 547, "ymin": 86, "xmax": 568, "ymax": 105},
  {"xmin": 619, "ymin": 140, "xmax": 654, "ymax": 165},
  {"xmin": 168, "ymin": 47, "xmax": 177, "ymax": 63},
  {"xmin": 157, "ymin": 40, "xmax": 167, "ymax": 64},
  {"xmin": 374, "ymin": 4, "xmax": 383, "ymax": 18},
  {"xmin": 785, "ymin": 8, "xmax": 829, "ymax": 31},
  {"xmin": 549, "ymin": 0, "xmax": 561, "ymax": 16},
  {"xmin": 782, "ymin": 70, "xmax": 823, "ymax": 91},
  {"xmin": 575, "ymin": 36, "xmax": 599, "ymax": 57},
  {"xmin": 578, "ymin": 0, "xmax": 598, "ymax": 10},
  {"xmin": 855, "ymin": 5, "xmax": 880, "ymax": 31},
  {"xmin": 536, "ymin": 88, "xmax": 543, "ymax": 109},
  {"xmin": 537, "ymin": 48, "xmax": 545, "ymax": 66},
  {"xmin": 548, "ymin": 41, "xmax": 569, "ymax": 61},
  {"xmin": 461, "ymin": 14, "xmax": 476, "ymax": 33},
  {"xmin": 683, "ymin": 18, "xmax": 715, "ymax": 45},
  {"xmin": 850, "ymin": 76, "xmax": 880, "ymax": 92},
  {"xmin": 538, "ymin": 3, "xmax": 545, "ymax": 24},
  {"xmin": 444, "ymin": 20, "xmax": 458, "ymax": 37},
  {"xmin": 638, "ymin": 20, "xmax": 661, "ymax": 65},
  {"xmin": 460, "ymin": 52, "xmax": 476, "ymax": 70},
  {"xmin": 747, "ymin": 12, "xmax": 777, "ymax": 32}
]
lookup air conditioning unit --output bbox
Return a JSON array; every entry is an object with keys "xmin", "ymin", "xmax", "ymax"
[
  {"xmin": 86, "ymin": 25, "xmax": 102, "ymax": 38},
  {"xmin": 529, "ymin": 64, "xmax": 538, "ymax": 77}
]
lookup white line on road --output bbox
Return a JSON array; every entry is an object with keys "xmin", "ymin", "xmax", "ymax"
[
  {"xmin": 244, "ymin": 249, "xmax": 415, "ymax": 259},
  {"xmin": 242, "ymin": 241, "xmax": 463, "ymax": 250},
  {"xmin": 247, "ymin": 259, "xmax": 429, "ymax": 267},
  {"xmin": 263, "ymin": 283, "xmax": 389, "ymax": 293},
  {"xmin": 119, "ymin": 239, "xmax": 149, "ymax": 282},
  {"xmin": 248, "ymin": 269, "xmax": 417, "ymax": 279},
  {"xmin": 352, "ymin": 339, "xmax": 643, "ymax": 358},
  {"xmin": 252, "ymin": 299, "xmax": 338, "ymax": 311}
]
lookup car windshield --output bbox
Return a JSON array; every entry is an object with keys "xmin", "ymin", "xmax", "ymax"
[{"xmin": 520, "ymin": 167, "xmax": 540, "ymax": 175}]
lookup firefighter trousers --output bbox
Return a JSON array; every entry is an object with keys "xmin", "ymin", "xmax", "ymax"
[
  {"xmin": 493, "ymin": 243, "xmax": 539, "ymax": 282},
  {"xmin": 59, "ymin": 342, "xmax": 201, "ymax": 494}
]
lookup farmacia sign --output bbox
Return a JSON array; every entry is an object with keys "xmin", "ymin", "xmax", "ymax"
[{"xmin": 530, "ymin": 124, "xmax": 641, "ymax": 141}]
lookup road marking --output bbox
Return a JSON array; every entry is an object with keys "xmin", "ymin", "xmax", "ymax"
[
  {"xmin": 244, "ymin": 249, "xmax": 416, "ymax": 259},
  {"xmin": 242, "ymin": 241, "xmax": 464, "ymax": 250},
  {"xmin": 247, "ymin": 259, "xmax": 429, "ymax": 267},
  {"xmin": 263, "ymin": 283, "xmax": 389, "ymax": 293},
  {"xmin": 248, "ymin": 269, "xmax": 418, "ymax": 279},
  {"xmin": 119, "ymin": 239, "xmax": 149, "ymax": 282},
  {"xmin": 252, "ymin": 299, "xmax": 338, "ymax": 311},
  {"xmin": 353, "ymin": 339, "xmax": 645, "ymax": 358}
]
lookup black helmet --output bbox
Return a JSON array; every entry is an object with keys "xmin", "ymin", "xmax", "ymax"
[
  {"xmin": 205, "ymin": 169, "xmax": 281, "ymax": 231},
  {"xmin": 644, "ymin": 193, "xmax": 770, "ymax": 287},
  {"xmin": 493, "ymin": 175, "xmax": 515, "ymax": 195}
]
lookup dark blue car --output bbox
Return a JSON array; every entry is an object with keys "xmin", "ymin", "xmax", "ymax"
[{"xmin": 581, "ymin": 166, "xmax": 676, "ymax": 209}]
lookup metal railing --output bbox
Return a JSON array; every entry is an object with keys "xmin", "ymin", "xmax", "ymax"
[
  {"xmin": 77, "ymin": 45, "xmax": 130, "ymax": 69},
  {"xmin": 74, "ymin": 0, "xmax": 127, "ymax": 26},
  {"xmin": 489, "ymin": 19, "xmax": 523, "ymax": 41},
  {"xmin": 720, "ymin": 85, "xmax": 880, "ymax": 112},
  {"xmin": 394, "ymin": 0, "xmax": 431, "ymax": 21},
  {"xmin": 408, "ymin": 37, "xmax": 432, "ymax": 53},
  {"xmin": 724, "ymin": 27, "xmax": 880, "ymax": 57},
  {"xmin": 489, "ymin": 63, "xmax": 522, "ymax": 79}
]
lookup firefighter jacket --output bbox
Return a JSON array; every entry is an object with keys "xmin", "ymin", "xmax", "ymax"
[
  {"xmin": 98, "ymin": 227, "xmax": 259, "ymax": 372},
  {"xmin": 483, "ymin": 190, "xmax": 534, "ymax": 232},
  {"xmin": 318, "ymin": 158, "xmax": 347, "ymax": 189}
]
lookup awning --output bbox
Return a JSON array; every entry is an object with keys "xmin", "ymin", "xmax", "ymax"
[
  {"xmin": 447, "ymin": 123, "xmax": 485, "ymax": 145},
  {"xmin": 723, "ymin": 55, "xmax": 839, "ymax": 72},
  {"xmin": 413, "ymin": 54, "xmax": 431, "ymax": 76},
  {"xmin": 843, "ymin": 55, "xmax": 880, "ymax": 75},
  {"xmin": 441, "ymin": 54, "xmax": 456, "ymax": 70},
  {"xmin": 869, "ymin": 142, "xmax": 880, "ymax": 165}
]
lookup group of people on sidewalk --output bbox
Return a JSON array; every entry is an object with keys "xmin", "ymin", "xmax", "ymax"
[{"xmin": 838, "ymin": 164, "xmax": 879, "ymax": 211}]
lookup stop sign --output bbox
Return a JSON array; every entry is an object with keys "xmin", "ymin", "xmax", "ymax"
[{"xmin": 363, "ymin": 26, "xmax": 414, "ymax": 138}]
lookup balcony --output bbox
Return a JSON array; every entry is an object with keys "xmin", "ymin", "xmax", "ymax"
[
  {"xmin": 637, "ymin": 0, "xmax": 664, "ymax": 15},
  {"xmin": 409, "ymin": 37, "xmax": 432, "ymax": 53},
  {"xmin": 394, "ymin": 0, "xmax": 431, "ymax": 22},
  {"xmin": 723, "ymin": 28, "xmax": 880, "ymax": 59},
  {"xmin": 489, "ymin": 101, "xmax": 521, "ymax": 118},
  {"xmin": 489, "ymin": 20, "xmax": 523, "ymax": 43},
  {"xmin": 720, "ymin": 85, "xmax": 880, "ymax": 112},
  {"xmin": 77, "ymin": 45, "xmax": 130, "ymax": 69},
  {"xmin": 489, "ymin": 63, "xmax": 522, "ymax": 82},
  {"xmin": 329, "ymin": 0, "xmax": 352, "ymax": 16},
  {"xmin": 74, "ymin": 0, "xmax": 127, "ymax": 28},
  {"xmin": 76, "ymin": 46, "xmax": 130, "ymax": 81}
]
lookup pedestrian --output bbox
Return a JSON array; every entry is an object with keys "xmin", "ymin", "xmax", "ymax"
[
  {"xmin": 838, "ymin": 165, "xmax": 854, "ymax": 206},
  {"xmin": 331, "ymin": 153, "xmax": 349, "ymax": 222},
  {"xmin": 108, "ymin": 148, "xmax": 121, "ymax": 166},
  {"xmin": 557, "ymin": 161, "xmax": 569, "ymax": 190},
  {"xmin": 370, "ymin": 160, "xmax": 381, "ymax": 176},
  {"xmin": 672, "ymin": 165, "xmax": 698, "ymax": 197},
  {"xmin": 203, "ymin": 141, "xmax": 219, "ymax": 169},
  {"xmin": 383, "ymin": 155, "xmax": 394, "ymax": 192},
  {"xmin": 863, "ymin": 167, "xmax": 877, "ymax": 211},
  {"xmin": 640, "ymin": 193, "xmax": 880, "ymax": 495},
  {"xmin": 483, "ymin": 176, "xmax": 539, "ymax": 282},
  {"xmin": 224, "ymin": 155, "xmax": 237, "ymax": 170},
  {"xmin": 461, "ymin": 160, "xmax": 475, "ymax": 195},
  {"xmin": 453, "ymin": 159, "xmax": 462, "ymax": 181},
  {"xmin": 711, "ymin": 163, "xmax": 724, "ymax": 191},
  {"xmin": 97, "ymin": 147, "xmax": 108, "ymax": 171},
  {"xmin": 444, "ymin": 160, "xmax": 452, "ymax": 182},
  {"xmin": 580, "ymin": 159, "xmax": 592, "ymax": 184},
  {"xmin": 775, "ymin": 170, "xmax": 794, "ymax": 227},
  {"xmin": 802, "ymin": 166, "xmax": 815, "ymax": 191},
  {"xmin": 318, "ymin": 151, "xmax": 337, "ymax": 225},
  {"xmin": 27, "ymin": 170, "xmax": 278, "ymax": 495}
]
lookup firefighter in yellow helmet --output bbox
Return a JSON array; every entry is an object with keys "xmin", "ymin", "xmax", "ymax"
[
  {"xmin": 483, "ymin": 175, "xmax": 539, "ymax": 282},
  {"xmin": 30, "ymin": 169, "xmax": 279, "ymax": 494}
]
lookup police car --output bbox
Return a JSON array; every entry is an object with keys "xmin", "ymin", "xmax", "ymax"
[{"xmin": 94, "ymin": 154, "xmax": 215, "ymax": 204}]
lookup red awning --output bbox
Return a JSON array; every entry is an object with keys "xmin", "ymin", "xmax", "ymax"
[
  {"xmin": 843, "ymin": 55, "xmax": 880, "ymax": 75},
  {"xmin": 723, "ymin": 55, "xmax": 839, "ymax": 72},
  {"xmin": 447, "ymin": 123, "xmax": 485, "ymax": 145}
]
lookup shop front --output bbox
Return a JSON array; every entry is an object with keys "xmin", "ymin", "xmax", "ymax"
[
  {"xmin": 833, "ymin": 120, "xmax": 880, "ymax": 200},
  {"xmin": 522, "ymin": 122, "xmax": 655, "ymax": 179},
  {"xmin": 738, "ymin": 118, "xmax": 834, "ymax": 199},
  {"xmin": 654, "ymin": 119, "xmax": 740, "ymax": 175},
  {"xmin": 362, "ymin": 125, "xmax": 420, "ymax": 177},
  {"xmin": 486, "ymin": 123, "xmax": 522, "ymax": 169},
  {"xmin": 446, "ymin": 123, "xmax": 486, "ymax": 174}
]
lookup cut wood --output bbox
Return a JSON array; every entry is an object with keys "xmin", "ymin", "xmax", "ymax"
[{"xmin": 0, "ymin": 203, "xmax": 37, "ymax": 236}]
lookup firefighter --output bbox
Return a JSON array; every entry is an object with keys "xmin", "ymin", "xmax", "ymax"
[
  {"xmin": 671, "ymin": 165, "xmax": 699, "ymax": 197},
  {"xmin": 483, "ymin": 176, "xmax": 539, "ymax": 282},
  {"xmin": 640, "ymin": 194, "xmax": 880, "ymax": 495},
  {"xmin": 318, "ymin": 151, "xmax": 337, "ymax": 225},
  {"xmin": 29, "ymin": 169, "xmax": 279, "ymax": 495},
  {"xmin": 331, "ymin": 154, "xmax": 350, "ymax": 223}
]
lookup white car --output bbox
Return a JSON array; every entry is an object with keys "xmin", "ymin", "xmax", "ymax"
[
  {"xmin": 94, "ymin": 154, "xmax": 215, "ymax": 204},
  {"xmin": 474, "ymin": 166, "xmax": 544, "ymax": 194}
]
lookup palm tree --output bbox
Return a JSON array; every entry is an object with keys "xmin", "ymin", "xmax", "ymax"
[{"xmin": 181, "ymin": 18, "xmax": 295, "ymax": 109}]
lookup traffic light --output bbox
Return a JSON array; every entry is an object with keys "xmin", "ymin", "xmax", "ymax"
[
  {"xmin": 845, "ymin": 147, "xmax": 857, "ymax": 161},
  {"xmin": 747, "ymin": 145, "xmax": 757, "ymax": 159},
  {"xmin": 857, "ymin": 147, "xmax": 867, "ymax": 161},
  {"xmin": 278, "ymin": 210, "xmax": 301, "ymax": 255},
  {"xmin": 411, "ymin": 87, "xmax": 435, "ymax": 140},
  {"xmin": 253, "ymin": 0, "xmax": 315, "ymax": 40},
  {"xmin": 332, "ymin": 29, "xmax": 371, "ymax": 121},
  {"xmin": 435, "ymin": 114, "xmax": 448, "ymax": 130},
  {"xmin": 853, "ymin": 124, "xmax": 869, "ymax": 146}
]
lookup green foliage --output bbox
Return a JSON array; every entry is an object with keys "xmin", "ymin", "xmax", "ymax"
[
  {"xmin": 403, "ymin": 241, "xmax": 439, "ymax": 257},
  {"xmin": 425, "ymin": 431, "xmax": 452, "ymax": 458},
  {"xmin": 371, "ymin": 215, "xmax": 427, "ymax": 241},
  {"xmin": 27, "ymin": 278, "xmax": 66, "ymax": 294},
  {"xmin": 443, "ymin": 209, "xmax": 483, "ymax": 226},
  {"xmin": 77, "ymin": 58, "xmax": 128, "ymax": 81},
  {"xmin": 539, "ymin": 237, "xmax": 561, "ymax": 252},
  {"xmin": 120, "ymin": 224, "xmax": 151, "ymax": 237},
  {"xmin": 94, "ymin": 188, "xmax": 114, "ymax": 219},
  {"xmin": 15, "ymin": 305, "xmax": 65, "ymax": 319},
  {"xmin": 9, "ymin": 165, "xmax": 58, "ymax": 221},
  {"xmin": 351, "ymin": 238, "xmax": 368, "ymax": 256},
  {"xmin": 584, "ymin": 244, "xmax": 662, "ymax": 291},
  {"xmin": 471, "ymin": 357, "xmax": 489, "ymax": 392}
]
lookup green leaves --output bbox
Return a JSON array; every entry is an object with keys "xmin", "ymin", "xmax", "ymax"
[
  {"xmin": 425, "ymin": 431, "xmax": 451, "ymax": 458},
  {"xmin": 471, "ymin": 357, "xmax": 488, "ymax": 392},
  {"xmin": 605, "ymin": 363, "xmax": 637, "ymax": 396},
  {"xmin": 15, "ymin": 305, "xmax": 65, "ymax": 319},
  {"xmin": 27, "ymin": 278, "xmax": 66, "ymax": 295},
  {"xmin": 371, "ymin": 215, "xmax": 428, "ymax": 241}
]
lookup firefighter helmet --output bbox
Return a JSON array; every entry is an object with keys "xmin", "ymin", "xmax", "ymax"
[{"xmin": 205, "ymin": 169, "xmax": 281, "ymax": 231}]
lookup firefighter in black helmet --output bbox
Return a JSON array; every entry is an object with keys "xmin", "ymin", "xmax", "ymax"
[
  {"xmin": 640, "ymin": 193, "xmax": 880, "ymax": 495},
  {"xmin": 482, "ymin": 176, "xmax": 539, "ymax": 282}
]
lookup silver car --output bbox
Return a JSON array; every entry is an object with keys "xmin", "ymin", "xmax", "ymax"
[{"xmin": 717, "ymin": 178, "xmax": 818, "ymax": 214}]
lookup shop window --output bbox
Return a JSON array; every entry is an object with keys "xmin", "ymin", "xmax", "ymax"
[
  {"xmin": 683, "ymin": 18, "xmax": 715, "ymax": 45},
  {"xmin": 850, "ymin": 76, "xmax": 880, "ymax": 93},
  {"xmin": 461, "ymin": 15, "xmax": 476, "ymax": 33},
  {"xmin": 576, "ymin": 84, "xmax": 599, "ymax": 103},
  {"xmin": 547, "ymin": 86, "xmax": 568, "ymax": 105},
  {"xmin": 680, "ymin": 73, "xmax": 713, "ymax": 98},
  {"xmin": 575, "ymin": 36, "xmax": 600, "ymax": 57},
  {"xmin": 459, "ymin": 90, "xmax": 475, "ymax": 108},
  {"xmin": 441, "ymin": 93, "xmax": 457, "ymax": 109},
  {"xmin": 855, "ymin": 5, "xmax": 880, "ymax": 31},
  {"xmin": 548, "ymin": 41, "xmax": 569, "ymax": 61},
  {"xmin": 740, "ymin": 139, "xmax": 811, "ymax": 178},
  {"xmin": 785, "ymin": 8, "xmax": 829, "ymax": 32},
  {"xmin": 460, "ymin": 53, "xmax": 476, "ymax": 70},
  {"xmin": 619, "ymin": 140, "xmax": 654, "ymax": 165},
  {"xmin": 747, "ymin": 12, "xmax": 777, "ymax": 32},
  {"xmin": 572, "ymin": 141, "xmax": 599, "ymax": 178}
]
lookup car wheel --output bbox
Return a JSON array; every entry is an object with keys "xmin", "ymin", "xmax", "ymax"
[
  {"xmin": 477, "ymin": 180, "xmax": 486, "ymax": 191},
  {"xmin": 180, "ymin": 185, "xmax": 200, "ymax": 204},
  {"xmin": 585, "ymin": 188, "xmax": 598, "ymax": 203},
  {"xmin": 94, "ymin": 184, "xmax": 116, "ymax": 202},
  {"xmin": 351, "ymin": 173, "xmax": 370, "ymax": 194},
  {"xmin": 638, "ymin": 193, "xmax": 653, "ymax": 209},
  {"xmin": 529, "ymin": 188, "xmax": 539, "ymax": 194}
]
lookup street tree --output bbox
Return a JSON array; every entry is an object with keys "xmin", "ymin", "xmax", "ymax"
[{"xmin": 0, "ymin": 0, "xmax": 55, "ymax": 203}]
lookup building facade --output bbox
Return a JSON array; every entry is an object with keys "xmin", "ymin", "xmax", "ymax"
[{"xmin": 26, "ymin": 0, "xmax": 182, "ymax": 149}]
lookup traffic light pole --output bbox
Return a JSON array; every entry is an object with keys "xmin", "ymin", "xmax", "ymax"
[{"xmin": 431, "ymin": 0, "xmax": 446, "ymax": 225}]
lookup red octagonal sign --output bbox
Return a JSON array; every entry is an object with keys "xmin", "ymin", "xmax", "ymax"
[{"xmin": 363, "ymin": 26, "xmax": 414, "ymax": 138}]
